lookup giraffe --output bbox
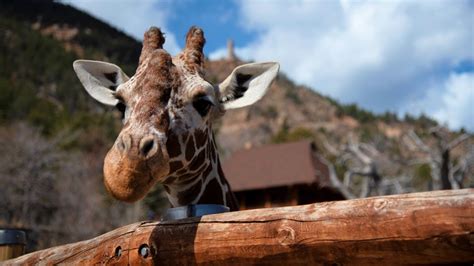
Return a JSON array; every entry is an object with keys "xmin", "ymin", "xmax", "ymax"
[{"xmin": 73, "ymin": 26, "xmax": 279, "ymax": 211}]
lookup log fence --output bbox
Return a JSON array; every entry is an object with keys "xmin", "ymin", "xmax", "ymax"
[{"xmin": 5, "ymin": 189, "xmax": 474, "ymax": 265}]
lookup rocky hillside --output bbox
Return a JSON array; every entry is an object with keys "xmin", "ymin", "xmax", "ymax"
[
  {"xmin": 206, "ymin": 56, "xmax": 473, "ymax": 194},
  {"xmin": 0, "ymin": 0, "xmax": 145, "ymax": 250},
  {"xmin": 0, "ymin": 0, "xmax": 472, "ymax": 250},
  {"xmin": 1, "ymin": 0, "xmax": 472, "ymax": 197}
]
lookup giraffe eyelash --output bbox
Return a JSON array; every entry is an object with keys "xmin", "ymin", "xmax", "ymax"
[
  {"xmin": 193, "ymin": 97, "xmax": 214, "ymax": 117},
  {"xmin": 114, "ymin": 94, "xmax": 127, "ymax": 120}
]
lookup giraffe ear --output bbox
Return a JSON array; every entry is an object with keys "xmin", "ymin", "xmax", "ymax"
[
  {"xmin": 218, "ymin": 62, "xmax": 279, "ymax": 109},
  {"xmin": 73, "ymin": 60, "xmax": 129, "ymax": 106}
]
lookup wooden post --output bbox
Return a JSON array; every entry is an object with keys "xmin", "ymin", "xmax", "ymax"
[
  {"xmin": 0, "ymin": 229, "xmax": 26, "ymax": 261},
  {"xmin": 5, "ymin": 189, "xmax": 474, "ymax": 265}
]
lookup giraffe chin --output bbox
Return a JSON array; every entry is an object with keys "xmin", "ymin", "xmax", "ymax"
[{"xmin": 103, "ymin": 147, "xmax": 170, "ymax": 202}]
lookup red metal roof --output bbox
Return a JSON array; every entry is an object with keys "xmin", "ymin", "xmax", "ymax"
[{"xmin": 223, "ymin": 140, "xmax": 330, "ymax": 191}]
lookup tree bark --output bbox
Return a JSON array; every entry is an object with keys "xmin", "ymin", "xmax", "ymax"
[
  {"xmin": 5, "ymin": 189, "xmax": 474, "ymax": 265},
  {"xmin": 440, "ymin": 149, "xmax": 451, "ymax": 189}
]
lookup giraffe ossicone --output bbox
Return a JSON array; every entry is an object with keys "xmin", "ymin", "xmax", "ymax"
[{"xmin": 73, "ymin": 26, "xmax": 279, "ymax": 211}]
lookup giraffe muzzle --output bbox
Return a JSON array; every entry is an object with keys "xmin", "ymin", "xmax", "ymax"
[{"xmin": 103, "ymin": 133, "xmax": 170, "ymax": 202}]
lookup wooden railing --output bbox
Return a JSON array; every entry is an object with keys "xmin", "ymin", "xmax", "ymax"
[{"xmin": 5, "ymin": 189, "xmax": 474, "ymax": 265}]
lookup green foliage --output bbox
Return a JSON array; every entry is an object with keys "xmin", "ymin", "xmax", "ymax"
[
  {"xmin": 271, "ymin": 124, "xmax": 314, "ymax": 144},
  {"xmin": 143, "ymin": 185, "xmax": 169, "ymax": 217},
  {"xmin": 387, "ymin": 139, "xmax": 402, "ymax": 157},
  {"xmin": 413, "ymin": 163, "xmax": 432, "ymax": 190},
  {"xmin": 415, "ymin": 163, "xmax": 432, "ymax": 180},
  {"xmin": 271, "ymin": 123, "xmax": 290, "ymax": 143},
  {"xmin": 404, "ymin": 113, "xmax": 438, "ymax": 128},
  {"xmin": 0, "ymin": 2, "xmax": 142, "ymax": 138},
  {"xmin": 381, "ymin": 111, "xmax": 398, "ymax": 123},
  {"xmin": 0, "ymin": 1, "xmax": 167, "ymax": 249},
  {"xmin": 359, "ymin": 124, "xmax": 381, "ymax": 143},
  {"xmin": 337, "ymin": 103, "xmax": 376, "ymax": 123},
  {"xmin": 324, "ymin": 94, "xmax": 401, "ymax": 125},
  {"xmin": 289, "ymin": 127, "xmax": 314, "ymax": 140},
  {"xmin": 0, "ymin": 16, "xmax": 80, "ymax": 134},
  {"xmin": 0, "ymin": 1, "xmax": 140, "ymax": 67},
  {"xmin": 261, "ymin": 105, "xmax": 278, "ymax": 119},
  {"xmin": 285, "ymin": 89, "xmax": 302, "ymax": 104},
  {"xmin": 0, "ymin": 0, "xmax": 142, "ymax": 136},
  {"xmin": 334, "ymin": 163, "xmax": 347, "ymax": 182}
]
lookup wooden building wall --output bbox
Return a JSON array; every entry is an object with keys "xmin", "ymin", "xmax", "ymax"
[{"xmin": 235, "ymin": 184, "xmax": 346, "ymax": 210}]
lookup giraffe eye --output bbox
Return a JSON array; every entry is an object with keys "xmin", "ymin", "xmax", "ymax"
[
  {"xmin": 116, "ymin": 102, "xmax": 126, "ymax": 119},
  {"xmin": 114, "ymin": 94, "xmax": 128, "ymax": 120},
  {"xmin": 193, "ymin": 98, "xmax": 213, "ymax": 117}
]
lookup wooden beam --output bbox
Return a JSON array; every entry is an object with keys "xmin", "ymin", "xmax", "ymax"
[{"xmin": 5, "ymin": 189, "xmax": 474, "ymax": 265}]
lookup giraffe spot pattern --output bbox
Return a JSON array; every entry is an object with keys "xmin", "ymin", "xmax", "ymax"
[
  {"xmin": 169, "ymin": 160, "xmax": 183, "ymax": 174},
  {"xmin": 166, "ymin": 132, "xmax": 181, "ymax": 158},
  {"xmin": 201, "ymin": 163, "xmax": 213, "ymax": 179},
  {"xmin": 99, "ymin": 27, "xmax": 244, "ymax": 210},
  {"xmin": 189, "ymin": 148, "xmax": 205, "ymax": 171},
  {"xmin": 176, "ymin": 168, "xmax": 188, "ymax": 176},
  {"xmin": 194, "ymin": 129, "xmax": 207, "ymax": 148},
  {"xmin": 210, "ymin": 141, "xmax": 217, "ymax": 162},
  {"xmin": 179, "ymin": 171, "xmax": 203, "ymax": 186},
  {"xmin": 178, "ymin": 179, "xmax": 202, "ymax": 205},
  {"xmin": 183, "ymin": 132, "xmax": 190, "ymax": 146},
  {"xmin": 185, "ymin": 135, "xmax": 195, "ymax": 161},
  {"xmin": 197, "ymin": 177, "xmax": 224, "ymax": 205},
  {"xmin": 217, "ymin": 159, "xmax": 225, "ymax": 179},
  {"xmin": 177, "ymin": 167, "xmax": 203, "ymax": 185},
  {"xmin": 162, "ymin": 175, "xmax": 177, "ymax": 185}
]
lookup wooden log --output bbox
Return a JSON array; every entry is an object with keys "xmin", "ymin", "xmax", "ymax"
[{"xmin": 5, "ymin": 189, "xmax": 474, "ymax": 265}]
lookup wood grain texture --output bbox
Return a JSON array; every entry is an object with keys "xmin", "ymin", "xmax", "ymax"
[{"xmin": 5, "ymin": 189, "xmax": 474, "ymax": 265}]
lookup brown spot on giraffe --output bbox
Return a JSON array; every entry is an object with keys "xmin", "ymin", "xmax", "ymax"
[
  {"xmin": 166, "ymin": 132, "xmax": 181, "ymax": 158},
  {"xmin": 178, "ymin": 179, "xmax": 203, "ymax": 205},
  {"xmin": 210, "ymin": 142, "xmax": 217, "ymax": 162},
  {"xmin": 194, "ymin": 129, "xmax": 207, "ymax": 148},
  {"xmin": 198, "ymin": 178, "xmax": 224, "ymax": 205},
  {"xmin": 176, "ymin": 167, "xmax": 189, "ymax": 176},
  {"xmin": 185, "ymin": 135, "xmax": 195, "ymax": 161},
  {"xmin": 178, "ymin": 169, "xmax": 203, "ymax": 185},
  {"xmin": 189, "ymin": 149, "xmax": 206, "ymax": 171},
  {"xmin": 73, "ymin": 25, "xmax": 279, "ymax": 211},
  {"xmin": 168, "ymin": 161, "xmax": 183, "ymax": 175}
]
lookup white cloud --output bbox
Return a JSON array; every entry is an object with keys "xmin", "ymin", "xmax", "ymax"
[
  {"xmin": 431, "ymin": 73, "xmax": 474, "ymax": 130},
  {"xmin": 61, "ymin": 0, "xmax": 180, "ymax": 54},
  {"xmin": 212, "ymin": 0, "xmax": 473, "ymax": 130}
]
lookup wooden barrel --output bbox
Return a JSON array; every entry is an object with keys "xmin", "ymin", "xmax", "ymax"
[{"xmin": 0, "ymin": 229, "xmax": 26, "ymax": 261}]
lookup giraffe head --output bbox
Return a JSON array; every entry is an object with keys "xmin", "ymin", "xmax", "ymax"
[{"xmin": 73, "ymin": 27, "xmax": 279, "ymax": 203}]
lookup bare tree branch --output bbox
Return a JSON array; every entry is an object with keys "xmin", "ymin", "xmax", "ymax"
[
  {"xmin": 407, "ymin": 130, "xmax": 431, "ymax": 153},
  {"xmin": 447, "ymin": 134, "xmax": 470, "ymax": 151},
  {"xmin": 315, "ymin": 154, "xmax": 356, "ymax": 199}
]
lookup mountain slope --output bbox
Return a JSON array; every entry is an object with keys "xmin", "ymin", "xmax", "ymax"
[
  {"xmin": 1, "ymin": 0, "xmax": 472, "ymax": 194},
  {"xmin": 206, "ymin": 56, "xmax": 473, "ymax": 194},
  {"xmin": 0, "ymin": 0, "xmax": 472, "ymax": 250},
  {"xmin": 0, "ymin": 0, "xmax": 142, "ymax": 140}
]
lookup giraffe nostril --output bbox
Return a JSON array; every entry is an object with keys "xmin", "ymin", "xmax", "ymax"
[
  {"xmin": 140, "ymin": 137, "xmax": 157, "ymax": 158},
  {"xmin": 117, "ymin": 135, "xmax": 131, "ymax": 152}
]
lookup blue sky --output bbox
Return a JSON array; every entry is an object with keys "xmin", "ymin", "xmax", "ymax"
[
  {"xmin": 63, "ymin": 0, "xmax": 474, "ymax": 131},
  {"xmin": 158, "ymin": 0, "xmax": 257, "ymax": 53}
]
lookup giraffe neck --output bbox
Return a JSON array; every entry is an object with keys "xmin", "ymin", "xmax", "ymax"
[{"xmin": 163, "ymin": 131, "xmax": 239, "ymax": 211}]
